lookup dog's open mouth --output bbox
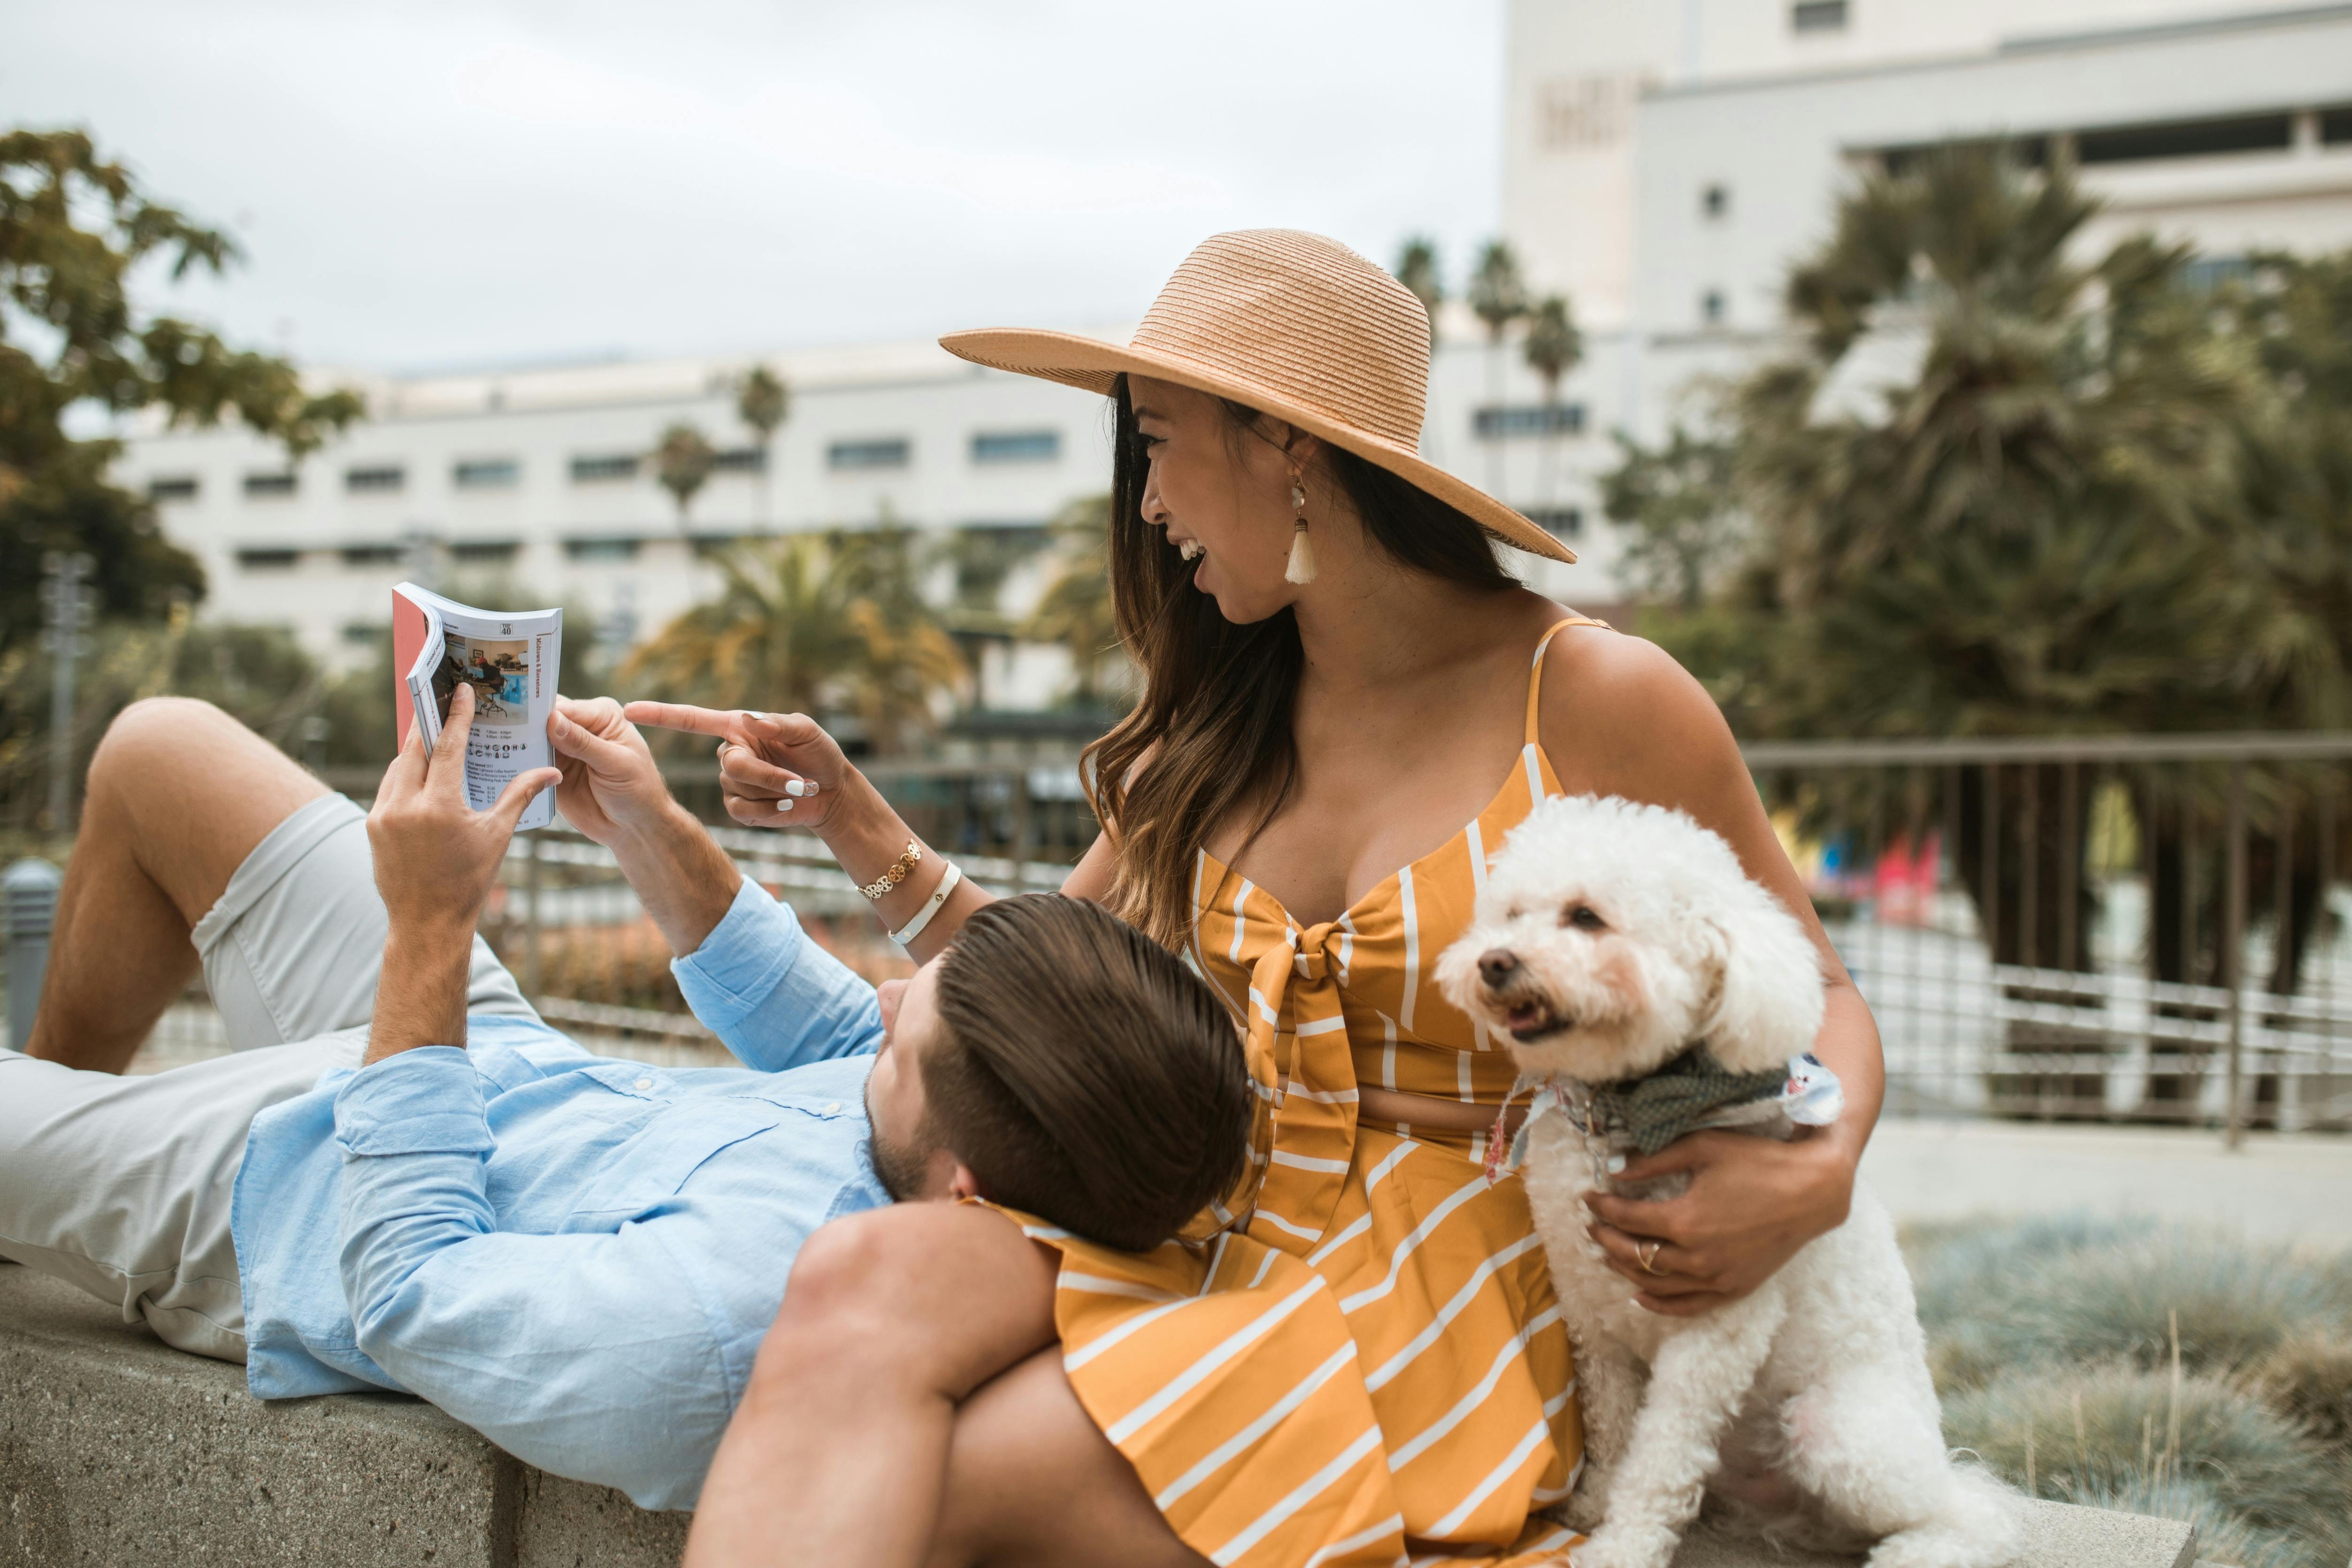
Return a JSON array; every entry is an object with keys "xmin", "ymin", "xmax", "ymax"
[{"xmin": 1500, "ymin": 1000, "xmax": 1574, "ymax": 1042}]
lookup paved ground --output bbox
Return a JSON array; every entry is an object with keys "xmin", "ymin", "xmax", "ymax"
[{"xmin": 1862, "ymin": 1115, "xmax": 2352, "ymax": 1245}]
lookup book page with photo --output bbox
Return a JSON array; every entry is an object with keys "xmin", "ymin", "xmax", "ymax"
[{"xmin": 392, "ymin": 582, "xmax": 563, "ymax": 831}]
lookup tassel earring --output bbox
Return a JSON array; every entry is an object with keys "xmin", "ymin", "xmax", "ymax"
[{"xmin": 1285, "ymin": 474, "xmax": 1318, "ymax": 585}]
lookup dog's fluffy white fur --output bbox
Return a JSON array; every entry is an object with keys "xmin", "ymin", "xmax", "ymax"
[{"xmin": 1435, "ymin": 795, "xmax": 2017, "ymax": 1568}]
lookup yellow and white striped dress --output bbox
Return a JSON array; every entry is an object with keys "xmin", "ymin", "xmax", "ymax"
[{"xmin": 1009, "ymin": 618, "xmax": 1604, "ymax": 1568}]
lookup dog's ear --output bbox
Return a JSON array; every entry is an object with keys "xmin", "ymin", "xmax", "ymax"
[{"xmin": 1695, "ymin": 886, "xmax": 1827, "ymax": 1072}]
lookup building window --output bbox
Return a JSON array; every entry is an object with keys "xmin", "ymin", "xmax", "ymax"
[
  {"xmin": 828, "ymin": 438, "xmax": 911, "ymax": 471},
  {"xmin": 1792, "ymin": 0, "xmax": 1847, "ymax": 33},
  {"xmin": 2324, "ymin": 106, "xmax": 2352, "ymax": 145},
  {"xmin": 345, "ymin": 465, "xmax": 405, "ymax": 494},
  {"xmin": 1701, "ymin": 290, "xmax": 1727, "ymax": 326},
  {"xmin": 1473, "ymin": 405, "xmax": 1586, "ymax": 440},
  {"xmin": 244, "ymin": 472, "xmax": 298, "ymax": 498},
  {"xmin": 339, "ymin": 544, "xmax": 404, "ymax": 567},
  {"xmin": 236, "ymin": 548, "xmax": 299, "ymax": 571},
  {"xmin": 971, "ymin": 430, "xmax": 1061, "ymax": 465},
  {"xmin": 2077, "ymin": 113, "xmax": 2292, "ymax": 166},
  {"xmin": 1523, "ymin": 508, "xmax": 1584, "ymax": 539},
  {"xmin": 1701, "ymin": 184, "xmax": 1730, "ymax": 221},
  {"xmin": 454, "ymin": 458, "xmax": 520, "ymax": 490},
  {"xmin": 148, "ymin": 475, "xmax": 199, "ymax": 502},
  {"xmin": 571, "ymin": 453, "xmax": 639, "ymax": 482},
  {"xmin": 449, "ymin": 540, "xmax": 521, "ymax": 565},
  {"xmin": 565, "ymin": 537, "xmax": 643, "ymax": 562},
  {"xmin": 712, "ymin": 447, "xmax": 768, "ymax": 474}
]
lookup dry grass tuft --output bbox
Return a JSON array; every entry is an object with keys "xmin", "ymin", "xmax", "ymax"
[{"xmin": 1909, "ymin": 1216, "xmax": 2352, "ymax": 1568}]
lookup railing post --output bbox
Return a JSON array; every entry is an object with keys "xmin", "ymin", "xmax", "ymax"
[
  {"xmin": 5, "ymin": 858, "xmax": 63, "ymax": 1052},
  {"xmin": 1011, "ymin": 768, "xmax": 1035, "ymax": 892},
  {"xmin": 2224, "ymin": 761, "xmax": 2248, "ymax": 1150}
]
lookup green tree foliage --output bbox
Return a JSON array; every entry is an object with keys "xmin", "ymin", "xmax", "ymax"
[
  {"xmin": 1601, "ymin": 147, "xmax": 2352, "ymax": 978},
  {"xmin": 1598, "ymin": 427, "xmax": 1739, "ymax": 612},
  {"xmin": 1020, "ymin": 492, "xmax": 1126, "ymax": 710},
  {"xmin": 0, "ymin": 607, "xmax": 326, "ymax": 829},
  {"xmin": 1466, "ymin": 239, "xmax": 1527, "ymax": 344},
  {"xmin": 0, "ymin": 128, "xmax": 363, "ymax": 650},
  {"xmin": 1394, "ymin": 236, "xmax": 1444, "ymax": 347},
  {"xmin": 1520, "ymin": 294, "xmax": 1581, "ymax": 395},
  {"xmin": 735, "ymin": 364, "xmax": 789, "ymax": 445},
  {"xmin": 621, "ymin": 529, "xmax": 963, "ymax": 756},
  {"xmin": 652, "ymin": 422, "xmax": 716, "ymax": 528}
]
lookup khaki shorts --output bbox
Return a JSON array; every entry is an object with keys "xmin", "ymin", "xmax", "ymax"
[{"xmin": 0, "ymin": 793, "xmax": 534, "ymax": 1362}]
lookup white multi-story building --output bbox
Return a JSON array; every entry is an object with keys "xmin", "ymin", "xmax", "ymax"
[
  {"xmin": 1505, "ymin": 0, "xmax": 2352, "ymax": 433},
  {"xmin": 116, "ymin": 332, "xmax": 1603, "ymax": 702},
  {"xmin": 119, "ymin": 0, "xmax": 2352, "ymax": 697}
]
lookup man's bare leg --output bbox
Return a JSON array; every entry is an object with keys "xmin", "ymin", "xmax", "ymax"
[
  {"xmin": 25, "ymin": 697, "xmax": 327, "ymax": 1071},
  {"xmin": 686, "ymin": 1203, "xmax": 1205, "ymax": 1568}
]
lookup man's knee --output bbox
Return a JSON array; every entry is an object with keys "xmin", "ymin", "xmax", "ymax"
[
  {"xmin": 774, "ymin": 1209, "xmax": 927, "ymax": 1334},
  {"xmin": 89, "ymin": 698, "xmax": 253, "ymax": 795}
]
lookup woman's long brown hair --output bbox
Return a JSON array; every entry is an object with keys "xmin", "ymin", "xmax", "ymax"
[{"xmin": 1087, "ymin": 375, "xmax": 1522, "ymax": 948}]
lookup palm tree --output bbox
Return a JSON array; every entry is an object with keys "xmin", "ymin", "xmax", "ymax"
[
  {"xmin": 1521, "ymin": 294, "xmax": 1583, "ymax": 512},
  {"xmin": 621, "ymin": 531, "xmax": 963, "ymax": 755},
  {"xmin": 1468, "ymin": 240, "xmax": 1529, "ymax": 491},
  {"xmin": 1394, "ymin": 236, "xmax": 1444, "ymax": 348},
  {"xmin": 1710, "ymin": 145, "xmax": 2260, "ymax": 976},
  {"xmin": 735, "ymin": 366, "xmax": 790, "ymax": 530},
  {"xmin": 1020, "ymin": 492, "xmax": 1125, "ymax": 711},
  {"xmin": 652, "ymin": 423, "xmax": 716, "ymax": 534}
]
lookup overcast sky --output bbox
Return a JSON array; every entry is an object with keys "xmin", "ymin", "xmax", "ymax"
[{"xmin": 7, "ymin": 0, "xmax": 1506, "ymax": 375}]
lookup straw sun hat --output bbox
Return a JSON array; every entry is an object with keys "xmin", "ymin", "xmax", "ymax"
[{"xmin": 940, "ymin": 229, "xmax": 1575, "ymax": 565}]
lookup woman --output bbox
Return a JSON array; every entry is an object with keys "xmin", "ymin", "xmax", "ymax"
[{"xmin": 639, "ymin": 231, "xmax": 1884, "ymax": 1568}]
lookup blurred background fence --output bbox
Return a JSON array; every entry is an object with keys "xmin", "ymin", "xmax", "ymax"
[{"xmin": 105, "ymin": 732, "xmax": 2352, "ymax": 1139}]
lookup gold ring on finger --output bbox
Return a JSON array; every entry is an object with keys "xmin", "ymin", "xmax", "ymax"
[{"xmin": 1638, "ymin": 1240, "xmax": 1664, "ymax": 1276}]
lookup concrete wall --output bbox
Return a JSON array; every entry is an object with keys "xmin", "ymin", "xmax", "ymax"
[{"xmin": 0, "ymin": 1259, "xmax": 2203, "ymax": 1568}]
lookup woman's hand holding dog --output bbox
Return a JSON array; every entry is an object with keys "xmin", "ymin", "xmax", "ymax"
[{"xmin": 1583, "ymin": 1123, "xmax": 1860, "ymax": 1316}]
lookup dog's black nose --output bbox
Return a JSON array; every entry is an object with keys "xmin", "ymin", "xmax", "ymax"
[{"xmin": 1478, "ymin": 949, "xmax": 1518, "ymax": 987}]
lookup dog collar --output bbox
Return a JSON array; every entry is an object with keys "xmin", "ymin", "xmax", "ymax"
[{"xmin": 1484, "ymin": 1049, "xmax": 1844, "ymax": 1184}]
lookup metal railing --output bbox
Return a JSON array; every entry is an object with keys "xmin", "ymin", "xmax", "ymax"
[
  {"xmin": 127, "ymin": 734, "xmax": 2352, "ymax": 1140},
  {"xmin": 1744, "ymin": 733, "xmax": 2352, "ymax": 1141}
]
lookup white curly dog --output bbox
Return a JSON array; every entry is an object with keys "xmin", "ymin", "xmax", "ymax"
[{"xmin": 1435, "ymin": 794, "xmax": 2017, "ymax": 1568}]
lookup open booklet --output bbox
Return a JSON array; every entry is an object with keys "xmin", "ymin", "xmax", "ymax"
[{"xmin": 391, "ymin": 582, "xmax": 562, "ymax": 832}]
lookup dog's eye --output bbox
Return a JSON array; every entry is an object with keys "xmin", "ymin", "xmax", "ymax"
[{"xmin": 1563, "ymin": 905, "xmax": 1607, "ymax": 932}]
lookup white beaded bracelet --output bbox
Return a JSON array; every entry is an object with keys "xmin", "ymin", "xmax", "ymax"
[{"xmin": 888, "ymin": 862, "xmax": 963, "ymax": 947}]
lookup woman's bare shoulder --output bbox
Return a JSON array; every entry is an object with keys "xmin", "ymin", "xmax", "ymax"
[{"xmin": 1536, "ymin": 623, "xmax": 1746, "ymax": 807}]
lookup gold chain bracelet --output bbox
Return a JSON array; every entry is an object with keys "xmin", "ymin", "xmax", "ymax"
[{"xmin": 858, "ymin": 841, "xmax": 923, "ymax": 900}]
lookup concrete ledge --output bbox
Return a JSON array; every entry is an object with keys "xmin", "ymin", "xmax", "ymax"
[
  {"xmin": 0, "ymin": 1261, "xmax": 2196, "ymax": 1568},
  {"xmin": 0, "ymin": 1263, "xmax": 687, "ymax": 1567}
]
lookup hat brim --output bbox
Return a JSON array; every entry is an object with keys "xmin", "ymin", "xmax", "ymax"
[{"xmin": 940, "ymin": 328, "xmax": 1575, "ymax": 565}]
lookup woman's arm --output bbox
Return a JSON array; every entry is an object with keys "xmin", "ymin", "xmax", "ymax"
[
  {"xmin": 1539, "ymin": 629, "xmax": 1886, "ymax": 1316},
  {"xmin": 622, "ymin": 705, "xmax": 1125, "ymax": 964}
]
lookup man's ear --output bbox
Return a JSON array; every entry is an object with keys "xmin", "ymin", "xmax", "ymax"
[{"xmin": 945, "ymin": 1160, "xmax": 983, "ymax": 1203}]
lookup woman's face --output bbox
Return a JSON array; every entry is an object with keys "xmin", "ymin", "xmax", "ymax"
[{"xmin": 1131, "ymin": 375, "xmax": 1309, "ymax": 625}]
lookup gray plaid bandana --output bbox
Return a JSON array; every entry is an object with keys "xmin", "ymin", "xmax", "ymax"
[{"xmin": 1582, "ymin": 1046, "xmax": 1793, "ymax": 1156}]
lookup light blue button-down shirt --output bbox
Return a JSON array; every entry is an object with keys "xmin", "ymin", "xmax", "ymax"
[{"xmin": 228, "ymin": 879, "xmax": 888, "ymax": 1510}]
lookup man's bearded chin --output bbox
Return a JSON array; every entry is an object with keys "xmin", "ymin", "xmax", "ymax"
[{"xmin": 865, "ymin": 1079, "xmax": 936, "ymax": 1202}]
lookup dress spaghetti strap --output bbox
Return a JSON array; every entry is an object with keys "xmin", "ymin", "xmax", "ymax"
[{"xmin": 1524, "ymin": 613, "xmax": 1610, "ymax": 745}]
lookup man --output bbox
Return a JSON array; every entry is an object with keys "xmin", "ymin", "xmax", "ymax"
[{"xmin": 1, "ymin": 689, "xmax": 1249, "ymax": 1509}]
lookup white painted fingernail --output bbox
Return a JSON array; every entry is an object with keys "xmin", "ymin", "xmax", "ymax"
[
  {"xmin": 1605, "ymin": 1155, "xmax": 1626, "ymax": 1174},
  {"xmin": 779, "ymin": 799, "xmax": 794, "ymax": 811}
]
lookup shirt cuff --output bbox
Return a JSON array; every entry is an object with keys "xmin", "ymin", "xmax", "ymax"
[
  {"xmin": 333, "ymin": 1047, "xmax": 494, "ymax": 1156},
  {"xmin": 671, "ymin": 877, "xmax": 807, "ymax": 1034}
]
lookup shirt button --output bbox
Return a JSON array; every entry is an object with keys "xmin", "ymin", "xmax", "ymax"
[
  {"xmin": 821, "ymin": 1101, "xmax": 842, "ymax": 1115},
  {"xmin": 633, "ymin": 1077, "xmax": 654, "ymax": 1092}
]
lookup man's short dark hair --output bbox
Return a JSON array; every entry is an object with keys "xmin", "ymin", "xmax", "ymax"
[{"xmin": 925, "ymin": 895, "xmax": 1252, "ymax": 1252}]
